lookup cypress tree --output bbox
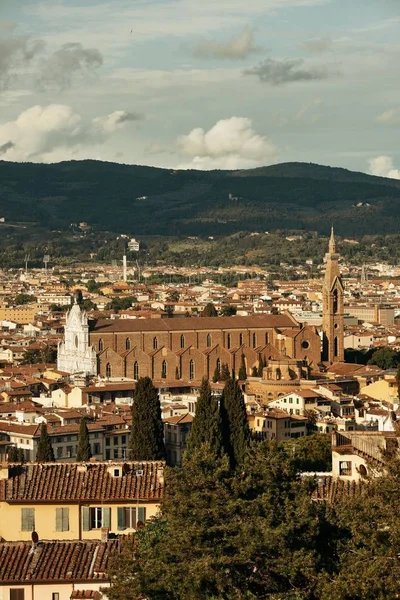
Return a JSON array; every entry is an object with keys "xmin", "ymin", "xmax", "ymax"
[
  {"xmin": 212, "ymin": 364, "xmax": 220, "ymax": 383},
  {"xmin": 8, "ymin": 446, "xmax": 18, "ymax": 462},
  {"xmin": 202, "ymin": 303, "xmax": 218, "ymax": 317},
  {"xmin": 185, "ymin": 378, "xmax": 223, "ymax": 461},
  {"xmin": 220, "ymin": 363, "xmax": 230, "ymax": 381},
  {"xmin": 258, "ymin": 354, "xmax": 264, "ymax": 377},
  {"xmin": 220, "ymin": 377, "xmax": 250, "ymax": 470},
  {"xmin": 251, "ymin": 365, "xmax": 258, "ymax": 377},
  {"xmin": 36, "ymin": 423, "xmax": 55, "ymax": 462},
  {"xmin": 238, "ymin": 354, "xmax": 247, "ymax": 380},
  {"xmin": 76, "ymin": 418, "xmax": 92, "ymax": 461},
  {"xmin": 130, "ymin": 377, "xmax": 165, "ymax": 461}
]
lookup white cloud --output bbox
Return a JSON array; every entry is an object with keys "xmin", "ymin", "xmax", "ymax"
[
  {"xmin": 0, "ymin": 104, "xmax": 136, "ymax": 162},
  {"xmin": 376, "ymin": 107, "xmax": 400, "ymax": 125},
  {"xmin": 0, "ymin": 104, "xmax": 82, "ymax": 161},
  {"xmin": 368, "ymin": 155, "xmax": 400, "ymax": 179},
  {"xmin": 176, "ymin": 116, "xmax": 278, "ymax": 169},
  {"xmin": 192, "ymin": 27, "xmax": 260, "ymax": 60},
  {"xmin": 92, "ymin": 110, "xmax": 143, "ymax": 133}
]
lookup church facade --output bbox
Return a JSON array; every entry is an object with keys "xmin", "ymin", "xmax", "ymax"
[
  {"xmin": 57, "ymin": 300, "xmax": 97, "ymax": 376},
  {"xmin": 57, "ymin": 233, "xmax": 344, "ymax": 380}
]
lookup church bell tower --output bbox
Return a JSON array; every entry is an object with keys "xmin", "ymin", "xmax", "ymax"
[{"xmin": 322, "ymin": 227, "xmax": 344, "ymax": 363}]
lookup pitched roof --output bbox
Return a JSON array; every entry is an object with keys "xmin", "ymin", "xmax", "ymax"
[
  {"xmin": 0, "ymin": 539, "xmax": 116, "ymax": 583},
  {"xmin": 0, "ymin": 461, "xmax": 165, "ymax": 502},
  {"xmin": 92, "ymin": 314, "xmax": 298, "ymax": 334}
]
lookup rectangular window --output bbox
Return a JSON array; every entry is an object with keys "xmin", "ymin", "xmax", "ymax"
[
  {"xmin": 10, "ymin": 590, "xmax": 25, "ymax": 600},
  {"xmin": 105, "ymin": 449, "xmax": 111, "ymax": 460},
  {"xmin": 94, "ymin": 443, "xmax": 101, "ymax": 455},
  {"xmin": 113, "ymin": 448, "xmax": 119, "ymax": 459},
  {"xmin": 117, "ymin": 506, "xmax": 146, "ymax": 530},
  {"xmin": 339, "ymin": 461, "xmax": 352, "ymax": 476},
  {"xmin": 113, "ymin": 437, "xmax": 118, "ymax": 446},
  {"xmin": 82, "ymin": 506, "xmax": 111, "ymax": 531},
  {"xmin": 21, "ymin": 508, "xmax": 35, "ymax": 532},
  {"xmin": 57, "ymin": 447, "xmax": 63, "ymax": 459},
  {"xmin": 66, "ymin": 446, "xmax": 73, "ymax": 458},
  {"xmin": 106, "ymin": 438, "xmax": 110, "ymax": 446},
  {"xmin": 52, "ymin": 593, "xmax": 60, "ymax": 600},
  {"xmin": 55, "ymin": 507, "xmax": 69, "ymax": 532},
  {"xmin": 121, "ymin": 435, "xmax": 126, "ymax": 445}
]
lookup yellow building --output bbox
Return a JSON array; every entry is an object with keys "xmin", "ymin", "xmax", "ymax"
[
  {"xmin": 0, "ymin": 461, "xmax": 164, "ymax": 542},
  {"xmin": 248, "ymin": 408, "xmax": 308, "ymax": 442},
  {"xmin": 0, "ymin": 305, "xmax": 37, "ymax": 325},
  {"xmin": 360, "ymin": 374, "xmax": 398, "ymax": 405}
]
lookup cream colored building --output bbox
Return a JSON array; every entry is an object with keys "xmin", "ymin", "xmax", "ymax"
[
  {"xmin": 331, "ymin": 430, "xmax": 394, "ymax": 481},
  {"xmin": 360, "ymin": 374, "xmax": 398, "ymax": 405},
  {"xmin": 0, "ymin": 461, "xmax": 163, "ymax": 542}
]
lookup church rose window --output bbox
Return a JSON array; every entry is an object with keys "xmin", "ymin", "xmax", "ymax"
[{"xmin": 301, "ymin": 340, "xmax": 310, "ymax": 349}]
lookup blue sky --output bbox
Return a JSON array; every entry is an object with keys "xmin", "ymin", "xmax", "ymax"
[{"xmin": 0, "ymin": 0, "xmax": 399, "ymax": 176}]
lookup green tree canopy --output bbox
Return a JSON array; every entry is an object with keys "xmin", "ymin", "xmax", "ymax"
[
  {"xmin": 36, "ymin": 423, "xmax": 55, "ymax": 462},
  {"xmin": 202, "ymin": 302, "xmax": 218, "ymax": 317},
  {"xmin": 15, "ymin": 293, "xmax": 35, "ymax": 305},
  {"xmin": 185, "ymin": 378, "xmax": 223, "ymax": 461},
  {"xmin": 368, "ymin": 347, "xmax": 400, "ymax": 370},
  {"xmin": 76, "ymin": 418, "xmax": 92, "ymax": 461},
  {"xmin": 220, "ymin": 305, "xmax": 237, "ymax": 316},
  {"xmin": 283, "ymin": 433, "xmax": 332, "ymax": 473},
  {"xmin": 130, "ymin": 377, "xmax": 165, "ymax": 461},
  {"xmin": 107, "ymin": 442, "xmax": 338, "ymax": 600},
  {"xmin": 220, "ymin": 377, "xmax": 250, "ymax": 470}
]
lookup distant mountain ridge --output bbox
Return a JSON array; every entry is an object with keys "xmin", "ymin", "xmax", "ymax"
[{"xmin": 1, "ymin": 159, "xmax": 400, "ymax": 236}]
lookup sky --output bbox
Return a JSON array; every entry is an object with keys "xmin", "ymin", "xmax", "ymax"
[{"xmin": 0, "ymin": 0, "xmax": 399, "ymax": 175}]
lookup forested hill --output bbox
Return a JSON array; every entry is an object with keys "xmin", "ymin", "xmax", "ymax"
[{"xmin": 1, "ymin": 159, "xmax": 400, "ymax": 237}]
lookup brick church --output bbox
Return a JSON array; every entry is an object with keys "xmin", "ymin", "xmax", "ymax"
[{"xmin": 57, "ymin": 231, "xmax": 343, "ymax": 381}]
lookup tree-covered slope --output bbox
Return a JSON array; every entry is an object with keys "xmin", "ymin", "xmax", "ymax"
[{"xmin": 1, "ymin": 159, "xmax": 400, "ymax": 236}]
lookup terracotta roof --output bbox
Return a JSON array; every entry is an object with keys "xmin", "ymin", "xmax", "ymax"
[
  {"xmin": 0, "ymin": 539, "xmax": 116, "ymax": 583},
  {"xmin": 164, "ymin": 413, "xmax": 193, "ymax": 425},
  {"xmin": 92, "ymin": 314, "xmax": 298, "ymax": 333},
  {"xmin": 312, "ymin": 476, "xmax": 365, "ymax": 503},
  {"xmin": 0, "ymin": 461, "xmax": 165, "ymax": 502}
]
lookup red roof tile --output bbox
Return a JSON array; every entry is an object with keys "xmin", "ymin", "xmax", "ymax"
[
  {"xmin": 0, "ymin": 461, "xmax": 164, "ymax": 502},
  {"xmin": 0, "ymin": 539, "xmax": 116, "ymax": 583}
]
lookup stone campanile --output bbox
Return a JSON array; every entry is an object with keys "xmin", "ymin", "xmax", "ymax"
[{"xmin": 322, "ymin": 227, "xmax": 344, "ymax": 363}]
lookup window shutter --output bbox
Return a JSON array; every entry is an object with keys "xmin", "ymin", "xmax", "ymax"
[
  {"xmin": 62, "ymin": 508, "xmax": 69, "ymax": 531},
  {"xmin": 55, "ymin": 508, "xmax": 63, "ymax": 531},
  {"xmin": 138, "ymin": 507, "xmax": 146, "ymax": 524},
  {"xmin": 82, "ymin": 506, "xmax": 90, "ymax": 531},
  {"xmin": 102, "ymin": 507, "xmax": 111, "ymax": 529},
  {"xmin": 117, "ymin": 507, "xmax": 125, "ymax": 530},
  {"xmin": 22, "ymin": 508, "xmax": 34, "ymax": 531}
]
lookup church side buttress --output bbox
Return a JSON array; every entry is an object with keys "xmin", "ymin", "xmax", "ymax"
[{"xmin": 322, "ymin": 228, "xmax": 344, "ymax": 363}]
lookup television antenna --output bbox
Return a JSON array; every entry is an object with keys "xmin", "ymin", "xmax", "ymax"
[
  {"xmin": 43, "ymin": 254, "xmax": 50, "ymax": 274},
  {"xmin": 24, "ymin": 254, "xmax": 30, "ymax": 274}
]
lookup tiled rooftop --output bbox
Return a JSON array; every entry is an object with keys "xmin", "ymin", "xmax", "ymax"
[
  {"xmin": 0, "ymin": 461, "xmax": 165, "ymax": 502},
  {"xmin": 0, "ymin": 539, "xmax": 116, "ymax": 583}
]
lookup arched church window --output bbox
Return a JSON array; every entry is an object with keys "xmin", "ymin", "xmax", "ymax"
[
  {"xmin": 252, "ymin": 333, "xmax": 257, "ymax": 348},
  {"xmin": 265, "ymin": 332, "xmax": 269, "ymax": 345},
  {"xmin": 216, "ymin": 358, "xmax": 221, "ymax": 373},
  {"xmin": 239, "ymin": 333, "xmax": 243, "ymax": 346},
  {"xmin": 98, "ymin": 339, "xmax": 104, "ymax": 352},
  {"xmin": 153, "ymin": 337, "xmax": 158, "ymax": 350},
  {"xmin": 161, "ymin": 360, "xmax": 167, "ymax": 379},
  {"xmin": 227, "ymin": 333, "xmax": 231, "ymax": 349},
  {"xmin": 125, "ymin": 338, "xmax": 131, "ymax": 351},
  {"xmin": 106, "ymin": 363, "xmax": 111, "ymax": 378},
  {"xmin": 189, "ymin": 359, "xmax": 195, "ymax": 380},
  {"xmin": 333, "ymin": 289, "xmax": 338, "ymax": 314},
  {"xmin": 180, "ymin": 334, "xmax": 185, "ymax": 349},
  {"xmin": 133, "ymin": 361, "xmax": 139, "ymax": 380},
  {"xmin": 334, "ymin": 337, "xmax": 338, "ymax": 357},
  {"xmin": 207, "ymin": 333, "xmax": 212, "ymax": 347}
]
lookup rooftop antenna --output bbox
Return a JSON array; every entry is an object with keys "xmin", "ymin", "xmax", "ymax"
[{"xmin": 24, "ymin": 254, "xmax": 30, "ymax": 274}]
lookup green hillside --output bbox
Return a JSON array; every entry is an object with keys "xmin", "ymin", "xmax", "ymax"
[{"xmin": 1, "ymin": 159, "xmax": 400, "ymax": 237}]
